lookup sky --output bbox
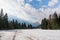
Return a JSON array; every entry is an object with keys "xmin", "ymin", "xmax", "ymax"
[{"xmin": 0, "ymin": 0, "xmax": 60, "ymax": 24}]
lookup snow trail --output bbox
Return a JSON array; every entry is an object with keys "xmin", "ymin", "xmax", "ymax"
[{"xmin": 0, "ymin": 29, "xmax": 60, "ymax": 40}]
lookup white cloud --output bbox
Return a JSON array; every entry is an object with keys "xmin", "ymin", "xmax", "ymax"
[
  {"xmin": 15, "ymin": 0, "xmax": 25, "ymax": 6},
  {"xmin": 0, "ymin": 0, "xmax": 60, "ymax": 24},
  {"xmin": 48, "ymin": 0, "xmax": 58, "ymax": 7},
  {"xmin": 24, "ymin": 3, "xmax": 47, "ymax": 23},
  {"xmin": 24, "ymin": 4, "xmax": 39, "ymax": 22},
  {"xmin": 19, "ymin": 0, "xmax": 25, "ymax": 6},
  {"xmin": 18, "ymin": 0, "xmax": 60, "ymax": 23},
  {"xmin": 54, "ymin": 5, "xmax": 60, "ymax": 13},
  {"xmin": 0, "ymin": 0, "xmax": 31, "ymax": 21},
  {"xmin": 0, "ymin": 0, "xmax": 38, "ymax": 23}
]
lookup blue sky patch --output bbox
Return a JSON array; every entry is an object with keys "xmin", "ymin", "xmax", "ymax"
[
  {"xmin": 24, "ymin": 0, "xmax": 50, "ymax": 9},
  {"xmin": 24, "ymin": 0, "xmax": 60, "ymax": 9}
]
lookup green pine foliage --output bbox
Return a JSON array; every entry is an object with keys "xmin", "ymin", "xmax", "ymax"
[
  {"xmin": 41, "ymin": 12, "xmax": 60, "ymax": 29},
  {"xmin": 41, "ymin": 18, "xmax": 48, "ymax": 29},
  {"xmin": 28, "ymin": 24, "xmax": 32, "ymax": 29},
  {"xmin": 0, "ymin": 9, "xmax": 33, "ymax": 30}
]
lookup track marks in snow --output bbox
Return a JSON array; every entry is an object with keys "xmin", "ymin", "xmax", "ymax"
[
  {"xmin": 0, "ymin": 29, "xmax": 60, "ymax": 40},
  {"xmin": 15, "ymin": 30, "xmax": 40, "ymax": 40}
]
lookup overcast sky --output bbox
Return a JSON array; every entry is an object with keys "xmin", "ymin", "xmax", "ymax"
[{"xmin": 0, "ymin": 0, "xmax": 60, "ymax": 24}]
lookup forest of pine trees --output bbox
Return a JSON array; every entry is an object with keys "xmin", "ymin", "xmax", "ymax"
[
  {"xmin": 41, "ymin": 12, "xmax": 60, "ymax": 29},
  {"xmin": 0, "ymin": 9, "xmax": 33, "ymax": 30},
  {"xmin": 1, "ymin": 8, "xmax": 60, "ymax": 30}
]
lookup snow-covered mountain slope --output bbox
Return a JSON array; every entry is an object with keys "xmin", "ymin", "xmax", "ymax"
[{"xmin": 0, "ymin": 29, "xmax": 60, "ymax": 40}]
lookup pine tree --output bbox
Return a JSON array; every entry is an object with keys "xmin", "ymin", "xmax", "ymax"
[
  {"xmin": 3, "ymin": 13, "xmax": 9, "ymax": 29},
  {"xmin": 41, "ymin": 12, "xmax": 59, "ymax": 29},
  {"xmin": 0, "ymin": 9, "xmax": 4, "ymax": 18},
  {"xmin": 41, "ymin": 18, "xmax": 48, "ymax": 29},
  {"xmin": 23, "ymin": 23, "xmax": 27, "ymax": 29},
  {"xmin": 0, "ymin": 9, "xmax": 4, "ymax": 29},
  {"xmin": 9, "ymin": 19, "xmax": 15, "ymax": 29},
  {"xmin": 52, "ymin": 12, "xmax": 58, "ymax": 29},
  {"xmin": 58, "ymin": 15, "xmax": 60, "ymax": 29},
  {"xmin": 15, "ymin": 20, "xmax": 18, "ymax": 29},
  {"xmin": 18, "ymin": 23, "xmax": 21, "ymax": 29},
  {"xmin": 28, "ymin": 24, "xmax": 32, "ymax": 29},
  {"xmin": 22, "ymin": 23, "xmax": 27, "ymax": 29},
  {"xmin": 0, "ymin": 14, "xmax": 2, "ymax": 29}
]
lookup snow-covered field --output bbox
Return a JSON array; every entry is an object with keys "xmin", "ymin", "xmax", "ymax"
[{"xmin": 0, "ymin": 29, "xmax": 60, "ymax": 40}]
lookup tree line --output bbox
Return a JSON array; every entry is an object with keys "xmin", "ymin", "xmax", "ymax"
[
  {"xmin": 1, "ymin": 8, "xmax": 60, "ymax": 30},
  {"xmin": 41, "ymin": 12, "xmax": 60, "ymax": 29},
  {"xmin": 0, "ymin": 9, "xmax": 33, "ymax": 30}
]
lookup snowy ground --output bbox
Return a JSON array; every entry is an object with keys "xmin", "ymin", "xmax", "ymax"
[{"xmin": 0, "ymin": 29, "xmax": 60, "ymax": 40}]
